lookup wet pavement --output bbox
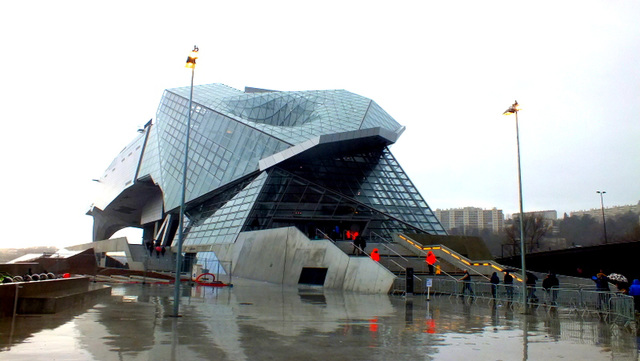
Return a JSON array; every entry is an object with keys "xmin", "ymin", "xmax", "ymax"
[{"xmin": 0, "ymin": 278, "xmax": 638, "ymax": 360}]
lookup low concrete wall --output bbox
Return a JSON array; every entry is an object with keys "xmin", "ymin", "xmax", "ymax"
[
  {"xmin": 210, "ymin": 227, "xmax": 395, "ymax": 293},
  {"xmin": 0, "ymin": 276, "xmax": 110, "ymax": 317},
  {"xmin": 17, "ymin": 276, "xmax": 91, "ymax": 297}
]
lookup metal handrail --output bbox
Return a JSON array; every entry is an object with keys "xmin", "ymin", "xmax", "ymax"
[
  {"xmin": 315, "ymin": 229, "xmax": 335, "ymax": 243},
  {"xmin": 370, "ymin": 231, "xmax": 393, "ymax": 246},
  {"xmin": 396, "ymin": 233, "xmax": 497, "ymax": 281},
  {"xmin": 370, "ymin": 232, "xmax": 454, "ymax": 282},
  {"xmin": 376, "ymin": 241, "xmax": 411, "ymax": 262}
]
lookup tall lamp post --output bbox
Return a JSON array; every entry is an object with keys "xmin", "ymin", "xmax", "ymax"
[
  {"xmin": 596, "ymin": 190, "xmax": 608, "ymax": 244},
  {"xmin": 173, "ymin": 45, "xmax": 198, "ymax": 317},
  {"xmin": 503, "ymin": 100, "xmax": 527, "ymax": 307}
]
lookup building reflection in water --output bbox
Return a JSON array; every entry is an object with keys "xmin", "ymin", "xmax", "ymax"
[
  {"xmin": 0, "ymin": 280, "xmax": 637, "ymax": 361},
  {"xmin": 405, "ymin": 299, "xmax": 413, "ymax": 326}
]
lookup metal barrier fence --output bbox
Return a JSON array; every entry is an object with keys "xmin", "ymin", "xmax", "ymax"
[
  {"xmin": 402, "ymin": 277, "xmax": 636, "ymax": 325},
  {"xmin": 192, "ymin": 260, "xmax": 232, "ymax": 285}
]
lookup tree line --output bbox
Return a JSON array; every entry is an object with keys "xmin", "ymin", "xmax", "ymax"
[{"xmin": 448, "ymin": 211, "xmax": 640, "ymax": 257}]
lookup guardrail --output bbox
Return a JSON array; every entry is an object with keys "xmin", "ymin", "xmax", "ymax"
[
  {"xmin": 192, "ymin": 260, "xmax": 233, "ymax": 285},
  {"xmin": 395, "ymin": 233, "xmax": 519, "ymax": 282},
  {"xmin": 406, "ymin": 277, "xmax": 635, "ymax": 325},
  {"xmin": 314, "ymin": 229, "xmax": 334, "ymax": 243}
]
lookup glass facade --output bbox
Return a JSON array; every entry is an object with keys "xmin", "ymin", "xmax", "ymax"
[
  {"xmin": 183, "ymin": 173, "xmax": 266, "ymax": 246},
  {"xmin": 92, "ymin": 83, "xmax": 446, "ymax": 246},
  {"xmin": 153, "ymin": 89, "xmax": 290, "ymax": 211}
]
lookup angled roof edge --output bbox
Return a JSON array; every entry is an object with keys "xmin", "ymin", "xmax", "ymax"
[{"xmin": 258, "ymin": 127, "xmax": 402, "ymax": 171}]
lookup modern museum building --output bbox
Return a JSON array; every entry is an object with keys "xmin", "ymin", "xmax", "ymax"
[{"xmin": 88, "ymin": 84, "xmax": 447, "ymax": 292}]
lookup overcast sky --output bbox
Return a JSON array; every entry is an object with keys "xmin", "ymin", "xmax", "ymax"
[{"xmin": 1, "ymin": 1, "xmax": 638, "ymax": 249}]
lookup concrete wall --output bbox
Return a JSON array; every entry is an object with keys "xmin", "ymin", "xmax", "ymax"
[
  {"xmin": 210, "ymin": 227, "xmax": 395, "ymax": 293},
  {"xmin": 0, "ymin": 276, "xmax": 101, "ymax": 317},
  {"xmin": 68, "ymin": 238, "xmax": 147, "ymax": 271}
]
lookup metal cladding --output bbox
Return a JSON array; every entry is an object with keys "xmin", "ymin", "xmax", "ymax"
[{"xmin": 89, "ymin": 84, "xmax": 446, "ymax": 248}]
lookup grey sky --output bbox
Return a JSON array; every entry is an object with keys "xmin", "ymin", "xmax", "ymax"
[{"xmin": 1, "ymin": 1, "xmax": 638, "ymax": 248}]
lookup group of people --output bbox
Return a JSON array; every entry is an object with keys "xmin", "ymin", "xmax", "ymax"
[
  {"xmin": 489, "ymin": 271, "xmax": 515, "ymax": 299},
  {"xmin": 145, "ymin": 239, "xmax": 166, "ymax": 258},
  {"xmin": 460, "ymin": 270, "xmax": 517, "ymax": 299},
  {"xmin": 592, "ymin": 270, "xmax": 640, "ymax": 312},
  {"xmin": 459, "ymin": 269, "xmax": 559, "ymax": 304},
  {"xmin": 457, "ymin": 268, "xmax": 640, "ymax": 313}
]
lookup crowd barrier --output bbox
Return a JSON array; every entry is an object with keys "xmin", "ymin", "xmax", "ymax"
[{"xmin": 404, "ymin": 277, "xmax": 635, "ymax": 325}]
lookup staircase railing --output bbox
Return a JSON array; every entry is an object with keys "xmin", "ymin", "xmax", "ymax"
[
  {"xmin": 315, "ymin": 229, "xmax": 336, "ymax": 243},
  {"xmin": 395, "ymin": 233, "xmax": 513, "ymax": 282},
  {"xmin": 370, "ymin": 231, "xmax": 448, "ymax": 294}
]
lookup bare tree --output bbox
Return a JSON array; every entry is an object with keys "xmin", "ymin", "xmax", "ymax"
[{"xmin": 503, "ymin": 214, "xmax": 551, "ymax": 255}]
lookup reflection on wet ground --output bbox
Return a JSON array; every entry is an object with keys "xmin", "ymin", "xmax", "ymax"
[{"xmin": 0, "ymin": 278, "xmax": 638, "ymax": 360}]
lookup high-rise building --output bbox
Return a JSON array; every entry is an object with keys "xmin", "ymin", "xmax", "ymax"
[
  {"xmin": 88, "ymin": 84, "xmax": 447, "ymax": 291},
  {"xmin": 434, "ymin": 207, "xmax": 504, "ymax": 233}
]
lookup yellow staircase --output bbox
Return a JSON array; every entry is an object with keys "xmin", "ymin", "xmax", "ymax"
[{"xmin": 394, "ymin": 233, "xmax": 525, "ymax": 283}]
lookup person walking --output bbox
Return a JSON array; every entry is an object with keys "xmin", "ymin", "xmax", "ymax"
[
  {"xmin": 542, "ymin": 272, "xmax": 560, "ymax": 305},
  {"xmin": 147, "ymin": 240, "xmax": 154, "ymax": 257},
  {"xmin": 490, "ymin": 272, "xmax": 500, "ymax": 299},
  {"xmin": 593, "ymin": 270, "xmax": 610, "ymax": 310},
  {"xmin": 460, "ymin": 270, "xmax": 473, "ymax": 297},
  {"xmin": 353, "ymin": 235, "xmax": 366, "ymax": 256},
  {"xmin": 504, "ymin": 271, "xmax": 514, "ymax": 300},
  {"xmin": 358, "ymin": 235, "xmax": 366, "ymax": 256}
]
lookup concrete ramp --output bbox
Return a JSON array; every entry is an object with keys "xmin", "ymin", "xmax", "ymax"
[
  {"xmin": 129, "ymin": 244, "xmax": 176, "ymax": 272},
  {"xmin": 210, "ymin": 227, "xmax": 396, "ymax": 293}
]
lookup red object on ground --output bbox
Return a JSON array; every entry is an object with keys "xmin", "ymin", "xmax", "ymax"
[
  {"xmin": 371, "ymin": 248, "xmax": 380, "ymax": 262},
  {"xmin": 195, "ymin": 273, "xmax": 227, "ymax": 287},
  {"xmin": 426, "ymin": 251, "xmax": 437, "ymax": 265},
  {"xmin": 63, "ymin": 273, "xmax": 70, "ymax": 278}
]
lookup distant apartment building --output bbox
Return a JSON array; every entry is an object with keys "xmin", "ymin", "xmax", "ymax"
[
  {"xmin": 570, "ymin": 202, "xmax": 640, "ymax": 222},
  {"xmin": 512, "ymin": 210, "xmax": 558, "ymax": 221},
  {"xmin": 434, "ymin": 207, "xmax": 504, "ymax": 233}
]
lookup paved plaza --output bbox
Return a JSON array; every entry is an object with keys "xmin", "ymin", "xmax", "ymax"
[{"xmin": 0, "ymin": 279, "xmax": 638, "ymax": 360}]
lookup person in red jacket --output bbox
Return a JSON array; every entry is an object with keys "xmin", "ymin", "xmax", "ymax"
[{"xmin": 371, "ymin": 248, "xmax": 380, "ymax": 262}]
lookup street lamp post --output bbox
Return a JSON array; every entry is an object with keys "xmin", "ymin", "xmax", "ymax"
[
  {"xmin": 596, "ymin": 190, "xmax": 608, "ymax": 244},
  {"xmin": 173, "ymin": 45, "xmax": 198, "ymax": 317},
  {"xmin": 503, "ymin": 100, "xmax": 527, "ymax": 307}
]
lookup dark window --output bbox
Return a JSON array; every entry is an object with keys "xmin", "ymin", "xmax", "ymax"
[{"xmin": 298, "ymin": 267, "xmax": 328, "ymax": 285}]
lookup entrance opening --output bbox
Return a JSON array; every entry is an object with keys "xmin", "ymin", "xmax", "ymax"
[{"xmin": 298, "ymin": 267, "xmax": 328, "ymax": 285}]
